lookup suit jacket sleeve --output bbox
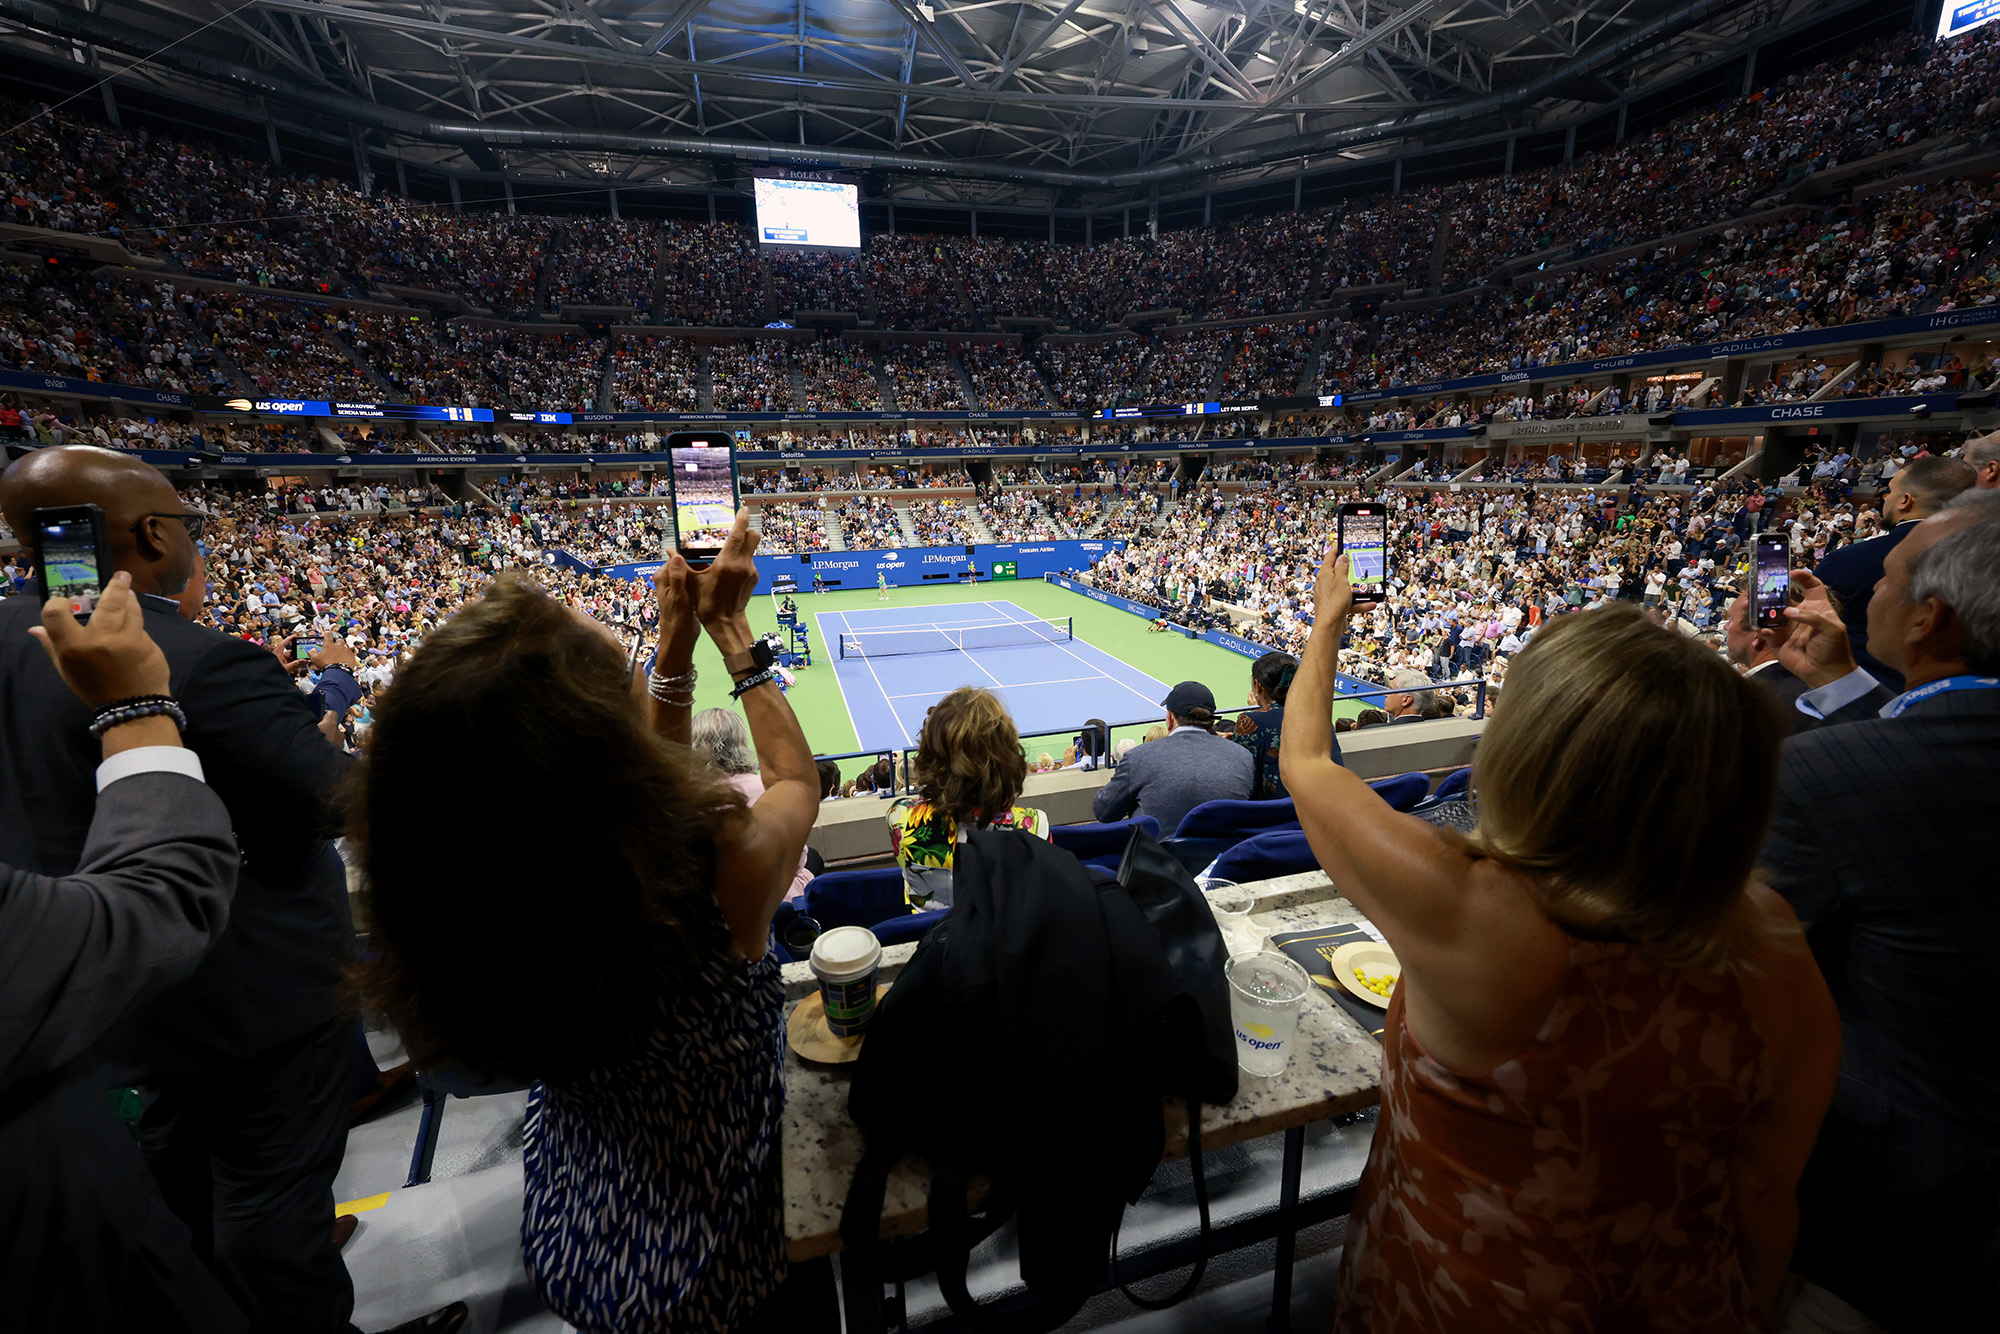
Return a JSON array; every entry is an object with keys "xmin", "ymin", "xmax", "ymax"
[
  {"xmin": 0, "ymin": 773, "xmax": 238, "ymax": 1092},
  {"xmin": 1091, "ymin": 753, "xmax": 1142, "ymax": 824},
  {"xmin": 1816, "ymin": 684, "xmax": 1898, "ymax": 728},
  {"xmin": 174, "ymin": 633, "xmax": 355, "ymax": 868}
]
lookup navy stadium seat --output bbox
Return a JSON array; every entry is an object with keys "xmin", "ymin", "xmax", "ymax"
[
  {"xmin": 1368, "ymin": 772, "xmax": 1430, "ymax": 812},
  {"xmin": 1049, "ymin": 816, "xmax": 1161, "ymax": 870},
  {"xmin": 1204, "ymin": 830, "xmax": 1320, "ymax": 885},
  {"xmin": 1171, "ymin": 798, "xmax": 1299, "ymax": 840},
  {"xmin": 871, "ymin": 907, "xmax": 949, "ymax": 947},
  {"xmin": 803, "ymin": 867, "xmax": 910, "ymax": 930},
  {"xmin": 1432, "ymin": 767, "xmax": 1472, "ymax": 802}
]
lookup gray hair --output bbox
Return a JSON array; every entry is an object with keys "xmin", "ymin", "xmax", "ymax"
[
  {"xmin": 1962, "ymin": 431, "xmax": 2000, "ymax": 470},
  {"xmin": 1911, "ymin": 490, "xmax": 2000, "ymax": 673},
  {"xmin": 689, "ymin": 707, "xmax": 757, "ymax": 775},
  {"xmin": 1388, "ymin": 668, "xmax": 1439, "ymax": 715}
]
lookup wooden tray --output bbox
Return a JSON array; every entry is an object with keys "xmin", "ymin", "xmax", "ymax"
[{"xmin": 786, "ymin": 985, "xmax": 890, "ymax": 1064}]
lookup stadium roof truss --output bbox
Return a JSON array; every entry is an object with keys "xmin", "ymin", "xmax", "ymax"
[{"xmin": 1, "ymin": 0, "xmax": 1861, "ymax": 203}]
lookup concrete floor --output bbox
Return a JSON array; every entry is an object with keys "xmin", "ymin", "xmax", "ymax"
[{"xmin": 333, "ymin": 1062, "xmax": 1363, "ymax": 1334}]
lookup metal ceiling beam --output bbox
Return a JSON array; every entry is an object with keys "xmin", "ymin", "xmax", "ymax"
[
  {"xmin": 883, "ymin": 0, "xmax": 984, "ymax": 89},
  {"xmin": 994, "ymin": 0, "xmax": 1090, "ymax": 88},
  {"xmin": 0, "ymin": 0, "xmax": 1774, "ymax": 190},
  {"xmin": 1139, "ymin": 0, "xmax": 1265, "ymax": 102},
  {"xmin": 641, "ymin": 0, "xmax": 711, "ymax": 56},
  {"xmin": 216, "ymin": 0, "xmax": 1370, "ymax": 112}
]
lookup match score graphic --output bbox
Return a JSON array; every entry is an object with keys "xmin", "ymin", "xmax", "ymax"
[
  {"xmin": 1939, "ymin": 0, "xmax": 2000, "ymax": 40},
  {"xmin": 753, "ymin": 177, "xmax": 861, "ymax": 249}
]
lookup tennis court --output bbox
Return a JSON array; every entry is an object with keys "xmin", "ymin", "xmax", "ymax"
[{"xmin": 815, "ymin": 600, "xmax": 1175, "ymax": 752}]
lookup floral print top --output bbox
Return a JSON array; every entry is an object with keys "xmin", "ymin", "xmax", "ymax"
[
  {"xmin": 884, "ymin": 798, "xmax": 1050, "ymax": 909},
  {"xmin": 1336, "ymin": 939, "xmax": 1773, "ymax": 1333}
]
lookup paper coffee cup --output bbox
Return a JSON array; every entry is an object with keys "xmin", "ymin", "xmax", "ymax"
[{"xmin": 809, "ymin": 925, "xmax": 882, "ymax": 1037}]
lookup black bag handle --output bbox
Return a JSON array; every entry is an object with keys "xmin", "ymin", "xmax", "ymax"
[
  {"xmin": 1111, "ymin": 1097, "xmax": 1212, "ymax": 1310},
  {"xmin": 931, "ymin": 1165, "xmax": 1090, "ymax": 1334}
]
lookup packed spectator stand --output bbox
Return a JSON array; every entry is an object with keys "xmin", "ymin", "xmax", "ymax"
[{"xmin": 10, "ymin": 20, "xmax": 2000, "ymax": 1334}]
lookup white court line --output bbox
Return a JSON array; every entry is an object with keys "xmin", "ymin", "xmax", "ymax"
[
  {"xmin": 848, "ymin": 629, "xmax": 916, "ymax": 749},
  {"xmin": 988, "ymin": 600, "xmax": 1168, "ymax": 717},
  {"xmin": 884, "ymin": 675, "xmax": 1112, "ymax": 699},
  {"xmin": 835, "ymin": 600, "xmax": 1012, "ymax": 630},
  {"xmin": 814, "ymin": 609, "xmax": 873, "ymax": 753}
]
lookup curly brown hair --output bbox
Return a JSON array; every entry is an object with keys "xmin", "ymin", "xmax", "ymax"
[
  {"xmin": 348, "ymin": 571, "xmax": 745, "ymax": 1083},
  {"xmin": 911, "ymin": 686, "xmax": 1028, "ymax": 824}
]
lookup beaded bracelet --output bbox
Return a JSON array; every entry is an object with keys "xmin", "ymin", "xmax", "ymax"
[{"xmin": 88, "ymin": 695, "xmax": 188, "ymax": 740}]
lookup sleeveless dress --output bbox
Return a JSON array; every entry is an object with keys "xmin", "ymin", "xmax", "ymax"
[
  {"xmin": 521, "ymin": 940, "xmax": 787, "ymax": 1333},
  {"xmin": 1335, "ymin": 939, "xmax": 1773, "ymax": 1334}
]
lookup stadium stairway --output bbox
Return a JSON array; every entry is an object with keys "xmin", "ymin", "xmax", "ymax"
[
  {"xmin": 950, "ymin": 352, "xmax": 979, "ymax": 410},
  {"xmin": 890, "ymin": 500, "xmax": 919, "ymax": 545}
]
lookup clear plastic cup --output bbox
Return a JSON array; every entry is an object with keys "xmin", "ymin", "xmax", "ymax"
[
  {"xmin": 1202, "ymin": 880, "xmax": 1257, "ymax": 956},
  {"xmin": 1226, "ymin": 951, "xmax": 1311, "ymax": 1077}
]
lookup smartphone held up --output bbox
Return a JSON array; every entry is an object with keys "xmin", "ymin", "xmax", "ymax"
[
  {"xmin": 1336, "ymin": 502, "xmax": 1388, "ymax": 606},
  {"xmin": 1753, "ymin": 534, "xmax": 1791, "ymax": 628},
  {"xmin": 32, "ymin": 504, "xmax": 112, "ymax": 621}
]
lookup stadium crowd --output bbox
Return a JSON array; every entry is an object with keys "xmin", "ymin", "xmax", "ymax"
[{"xmin": 9, "ymin": 19, "xmax": 2000, "ymax": 1334}]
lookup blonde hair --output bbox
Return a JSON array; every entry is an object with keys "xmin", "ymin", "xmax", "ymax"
[
  {"xmin": 1464, "ymin": 604, "xmax": 1780, "ymax": 973},
  {"xmin": 912, "ymin": 686, "xmax": 1028, "ymax": 824}
]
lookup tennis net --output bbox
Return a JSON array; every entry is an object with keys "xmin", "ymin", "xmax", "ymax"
[{"xmin": 838, "ymin": 617, "xmax": 1073, "ymax": 659}]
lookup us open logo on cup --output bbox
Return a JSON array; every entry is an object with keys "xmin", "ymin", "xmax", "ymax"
[{"xmin": 1236, "ymin": 1022, "xmax": 1283, "ymax": 1052}]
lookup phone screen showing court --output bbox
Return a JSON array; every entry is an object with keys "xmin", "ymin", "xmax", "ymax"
[
  {"xmin": 41, "ymin": 518, "xmax": 104, "ymax": 614},
  {"xmin": 669, "ymin": 445, "xmax": 736, "ymax": 552},
  {"xmin": 1755, "ymin": 539, "xmax": 1790, "ymax": 621},
  {"xmin": 1344, "ymin": 511, "xmax": 1387, "ymax": 595}
]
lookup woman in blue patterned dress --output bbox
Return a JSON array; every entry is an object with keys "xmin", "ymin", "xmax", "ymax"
[{"xmin": 352, "ymin": 512, "xmax": 819, "ymax": 1331}]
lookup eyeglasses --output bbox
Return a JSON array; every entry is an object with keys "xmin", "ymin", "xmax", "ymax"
[{"xmin": 131, "ymin": 511, "xmax": 208, "ymax": 541}]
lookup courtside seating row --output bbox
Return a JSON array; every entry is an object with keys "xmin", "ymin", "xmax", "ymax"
[{"xmin": 783, "ymin": 768, "xmax": 1472, "ymax": 955}]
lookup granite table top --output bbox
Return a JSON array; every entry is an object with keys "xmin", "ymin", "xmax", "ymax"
[{"xmin": 779, "ymin": 871, "xmax": 1384, "ymax": 1260}]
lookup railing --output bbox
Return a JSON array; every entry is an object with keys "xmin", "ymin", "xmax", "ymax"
[{"xmin": 811, "ymin": 676, "xmax": 1488, "ymax": 797}]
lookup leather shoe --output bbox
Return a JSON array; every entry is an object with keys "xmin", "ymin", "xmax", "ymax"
[
  {"xmin": 373, "ymin": 1300, "xmax": 468, "ymax": 1334},
  {"xmin": 331, "ymin": 1213, "xmax": 358, "ymax": 1251}
]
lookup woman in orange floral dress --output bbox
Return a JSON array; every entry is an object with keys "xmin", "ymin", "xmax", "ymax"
[{"xmin": 1282, "ymin": 548, "xmax": 1841, "ymax": 1333}]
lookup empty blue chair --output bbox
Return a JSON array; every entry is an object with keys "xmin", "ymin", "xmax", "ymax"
[
  {"xmin": 803, "ymin": 866, "xmax": 911, "ymax": 930},
  {"xmin": 1432, "ymin": 767, "xmax": 1473, "ymax": 802},
  {"xmin": 1049, "ymin": 816, "xmax": 1160, "ymax": 870},
  {"xmin": 1172, "ymin": 798, "xmax": 1298, "ymax": 840},
  {"xmin": 871, "ymin": 906, "xmax": 949, "ymax": 947},
  {"xmin": 1368, "ymin": 772, "xmax": 1430, "ymax": 812},
  {"xmin": 1204, "ymin": 830, "xmax": 1320, "ymax": 885}
]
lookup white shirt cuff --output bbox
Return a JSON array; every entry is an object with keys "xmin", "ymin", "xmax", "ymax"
[
  {"xmin": 96, "ymin": 745, "xmax": 207, "ymax": 793},
  {"xmin": 1796, "ymin": 668, "xmax": 1880, "ymax": 721}
]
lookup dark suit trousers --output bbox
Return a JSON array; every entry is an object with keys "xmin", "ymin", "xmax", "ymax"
[
  {"xmin": 1792, "ymin": 1095, "xmax": 2000, "ymax": 1329},
  {"xmin": 138, "ymin": 1016, "xmax": 358, "ymax": 1334}
]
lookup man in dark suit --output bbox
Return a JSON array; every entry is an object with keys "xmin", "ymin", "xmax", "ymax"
[
  {"xmin": 0, "ymin": 448, "xmax": 461, "ymax": 1334},
  {"xmin": 1721, "ymin": 590, "xmax": 1810, "ymax": 736},
  {"xmin": 1760, "ymin": 488, "xmax": 2000, "ymax": 1326},
  {"xmin": 1092, "ymin": 681, "xmax": 1253, "ymax": 836},
  {"xmin": 1812, "ymin": 454, "xmax": 1974, "ymax": 692},
  {"xmin": 2, "ymin": 576, "xmax": 244, "ymax": 1333},
  {"xmin": 1384, "ymin": 669, "xmax": 1436, "ymax": 722}
]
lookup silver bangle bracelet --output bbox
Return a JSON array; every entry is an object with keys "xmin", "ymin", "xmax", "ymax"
[{"xmin": 647, "ymin": 665, "xmax": 696, "ymax": 700}]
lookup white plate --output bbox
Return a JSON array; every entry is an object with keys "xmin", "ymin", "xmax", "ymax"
[{"xmin": 1329, "ymin": 941, "xmax": 1400, "ymax": 1009}]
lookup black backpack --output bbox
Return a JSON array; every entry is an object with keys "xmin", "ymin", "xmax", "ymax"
[{"xmin": 839, "ymin": 826, "xmax": 1235, "ymax": 1331}]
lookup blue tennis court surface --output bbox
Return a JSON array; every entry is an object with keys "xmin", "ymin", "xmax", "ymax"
[{"xmin": 815, "ymin": 600, "xmax": 1173, "ymax": 751}]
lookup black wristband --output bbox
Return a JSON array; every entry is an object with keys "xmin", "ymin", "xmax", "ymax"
[{"xmin": 728, "ymin": 667, "xmax": 778, "ymax": 700}]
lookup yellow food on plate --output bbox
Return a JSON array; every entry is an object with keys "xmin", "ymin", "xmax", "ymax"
[{"xmin": 1354, "ymin": 967, "xmax": 1399, "ymax": 998}]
